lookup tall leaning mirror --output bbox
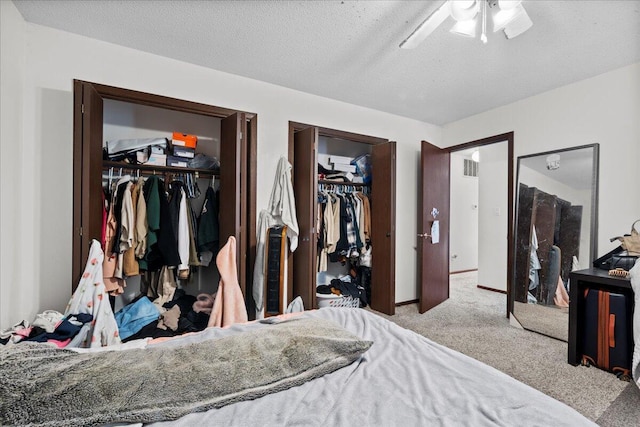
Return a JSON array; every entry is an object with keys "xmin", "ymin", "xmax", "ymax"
[{"xmin": 511, "ymin": 144, "xmax": 599, "ymax": 341}]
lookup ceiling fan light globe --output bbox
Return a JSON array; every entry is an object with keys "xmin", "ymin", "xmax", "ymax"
[
  {"xmin": 450, "ymin": 19, "xmax": 477, "ymax": 37},
  {"xmin": 450, "ymin": 0, "xmax": 479, "ymax": 21},
  {"xmin": 454, "ymin": 0, "xmax": 476, "ymax": 9},
  {"xmin": 492, "ymin": 5, "xmax": 522, "ymax": 32},
  {"xmin": 498, "ymin": 0, "xmax": 522, "ymax": 11},
  {"xmin": 503, "ymin": 7, "xmax": 533, "ymax": 39}
]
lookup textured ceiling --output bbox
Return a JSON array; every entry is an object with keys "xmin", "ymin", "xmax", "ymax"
[{"xmin": 13, "ymin": 0, "xmax": 640, "ymax": 125}]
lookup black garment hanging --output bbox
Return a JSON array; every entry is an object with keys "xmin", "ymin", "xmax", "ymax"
[
  {"xmin": 168, "ymin": 181, "xmax": 185, "ymax": 245},
  {"xmin": 110, "ymin": 180, "xmax": 129, "ymax": 255},
  {"xmin": 197, "ymin": 186, "xmax": 220, "ymax": 254},
  {"xmin": 142, "ymin": 175, "xmax": 180, "ymax": 271}
]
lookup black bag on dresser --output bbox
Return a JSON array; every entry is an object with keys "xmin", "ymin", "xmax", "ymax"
[{"xmin": 581, "ymin": 288, "xmax": 633, "ymax": 380}]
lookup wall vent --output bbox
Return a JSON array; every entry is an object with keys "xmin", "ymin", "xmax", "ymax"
[{"xmin": 463, "ymin": 159, "xmax": 479, "ymax": 177}]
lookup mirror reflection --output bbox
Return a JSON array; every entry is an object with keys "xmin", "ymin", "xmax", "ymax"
[{"xmin": 512, "ymin": 144, "xmax": 599, "ymax": 341}]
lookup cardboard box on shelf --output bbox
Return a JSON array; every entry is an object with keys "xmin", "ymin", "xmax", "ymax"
[
  {"xmin": 171, "ymin": 132, "xmax": 198, "ymax": 149},
  {"xmin": 329, "ymin": 155, "xmax": 354, "ymax": 165},
  {"xmin": 167, "ymin": 155, "xmax": 189, "ymax": 168},
  {"xmin": 145, "ymin": 153, "xmax": 166, "ymax": 167},
  {"xmin": 172, "ymin": 145, "xmax": 196, "ymax": 159}
]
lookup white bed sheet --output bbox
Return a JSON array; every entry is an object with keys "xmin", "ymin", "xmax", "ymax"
[
  {"xmin": 139, "ymin": 307, "xmax": 595, "ymax": 427},
  {"xmin": 630, "ymin": 259, "xmax": 639, "ymax": 387}
]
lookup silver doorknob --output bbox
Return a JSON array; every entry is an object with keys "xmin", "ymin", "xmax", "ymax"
[{"xmin": 417, "ymin": 233, "xmax": 432, "ymax": 238}]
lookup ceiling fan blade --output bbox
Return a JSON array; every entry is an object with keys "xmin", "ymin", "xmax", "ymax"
[{"xmin": 399, "ymin": 1, "xmax": 451, "ymax": 49}]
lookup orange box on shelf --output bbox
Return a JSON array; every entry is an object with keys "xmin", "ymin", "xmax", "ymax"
[{"xmin": 171, "ymin": 132, "xmax": 198, "ymax": 149}]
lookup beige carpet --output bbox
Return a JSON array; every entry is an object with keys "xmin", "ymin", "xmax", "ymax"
[{"xmin": 371, "ymin": 271, "xmax": 639, "ymax": 425}]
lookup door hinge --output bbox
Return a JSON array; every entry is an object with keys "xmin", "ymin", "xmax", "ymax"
[
  {"xmin": 239, "ymin": 131, "xmax": 243, "ymax": 140},
  {"xmin": 79, "ymin": 227, "xmax": 83, "ymax": 236},
  {"xmin": 81, "ymin": 104, "xmax": 85, "ymax": 114}
]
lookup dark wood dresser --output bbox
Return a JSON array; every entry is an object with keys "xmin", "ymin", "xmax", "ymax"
[{"xmin": 568, "ymin": 268, "xmax": 634, "ymax": 366}]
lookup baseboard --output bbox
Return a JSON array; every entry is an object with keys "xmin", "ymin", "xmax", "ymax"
[
  {"xmin": 477, "ymin": 285, "xmax": 507, "ymax": 294},
  {"xmin": 396, "ymin": 299, "xmax": 418, "ymax": 307},
  {"xmin": 450, "ymin": 269, "xmax": 478, "ymax": 275}
]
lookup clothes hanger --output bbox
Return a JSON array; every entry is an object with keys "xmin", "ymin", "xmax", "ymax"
[
  {"xmin": 108, "ymin": 167, "xmax": 114, "ymax": 190},
  {"xmin": 192, "ymin": 173, "xmax": 201, "ymax": 198}
]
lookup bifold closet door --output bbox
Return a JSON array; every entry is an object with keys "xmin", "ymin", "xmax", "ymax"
[
  {"xmin": 370, "ymin": 141, "xmax": 397, "ymax": 315},
  {"xmin": 292, "ymin": 127, "xmax": 319, "ymax": 310},
  {"xmin": 73, "ymin": 81, "xmax": 104, "ymax": 290},
  {"xmin": 219, "ymin": 112, "xmax": 247, "ymax": 297}
]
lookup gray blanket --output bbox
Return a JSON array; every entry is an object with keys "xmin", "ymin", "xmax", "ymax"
[
  {"xmin": 140, "ymin": 308, "xmax": 597, "ymax": 427},
  {"xmin": 0, "ymin": 318, "xmax": 372, "ymax": 426}
]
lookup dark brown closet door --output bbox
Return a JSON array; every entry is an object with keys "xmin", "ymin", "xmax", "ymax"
[
  {"xmin": 219, "ymin": 112, "xmax": 247, "ymax": 297},
  {"xmin": 72, "ymin": 81, "xmax": 104, "ymax": 291},
  {"xmin": 418, "ymin": 140, "xmax": 450, "ymax": 313},
  {"xmin": 292, "ymin": 127, "xmax": 318, "ymax": 310},
  {"xmin": 370, "ymin": 141, "xmax": 396, "ymax": 315}
]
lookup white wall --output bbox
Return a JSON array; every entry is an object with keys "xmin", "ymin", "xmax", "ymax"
[
  {"xmin": 443, "ymin": 63, "xmax": 640, "ymax": 269},
  {"xmin": 0, "ymin": 20, "xmax": 440, "ymax": 328},
  {"xmin": 477, "ymin": 143, "xmax": 509, "ymax": 291},
  {"xmin": 0, "ymin": 1, "xmax": 26, "ymax": 330},
  {"xmin": 449, "ymin": 152, "xmax": 478, "ymax": 272}
]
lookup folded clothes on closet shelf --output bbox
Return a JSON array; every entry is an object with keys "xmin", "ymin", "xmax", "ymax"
[{"xmin": 103, "ymin": 137, "xmax": 168, "ymax": 161}]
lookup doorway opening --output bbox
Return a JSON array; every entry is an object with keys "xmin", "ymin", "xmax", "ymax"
[
  {"xmin": 417, "ymin": 132, "xmax": 514, "ymax": 318},
  {"xmin": 448, "ymin": 133, "xmax": 514, "ymax": 317}
]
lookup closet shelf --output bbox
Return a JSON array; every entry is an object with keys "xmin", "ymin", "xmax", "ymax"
[{"xmin": 103, "ymin": 160, "xmax": 219, "ymax": 177}]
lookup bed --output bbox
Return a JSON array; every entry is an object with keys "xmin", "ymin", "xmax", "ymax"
[
  {"xmin": 1, "ymin": 307, "xmax": 596, "ymax": 427},
  {"xmin": 631, "ymin": 259, "xmax": 640, "ymax": 389}
]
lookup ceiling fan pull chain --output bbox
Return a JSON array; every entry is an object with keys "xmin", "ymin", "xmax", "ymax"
[{"xmin": 481, "ymin": 0, "xmax": 488, "ymax": 44}]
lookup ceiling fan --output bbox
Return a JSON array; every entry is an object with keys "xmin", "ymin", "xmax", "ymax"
[{"xmin": 400, "ymin": 0, "xmax": 533, "ymax": 48}]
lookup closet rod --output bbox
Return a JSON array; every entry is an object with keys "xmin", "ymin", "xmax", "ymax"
[
  {"xmin": 318, "ymin": 179, "xmax": 368, "ymax": 187},
  {"xmin": 103, "ymin": 160, "xmax": 219, "ymax": 178}
]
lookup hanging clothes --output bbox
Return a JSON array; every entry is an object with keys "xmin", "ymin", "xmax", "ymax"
[
  {"xmin": 186, "ymin": 198, "xmax": 201, "ymax": 267},
  {"xmin": 103, "ymin": 178, "xmax": 126, "ymax": 295},
  {"xmin": 111, "ymin": 176, "xmax": 131, "ymax": 256},
  {"xmin": 134, "ymin": 178, "xmax": 148, "ymax": 260},
  {"xmin": 143, "ymin": 175, "xmax": 180, "ymax": 271},
  {"xmin": 528, "ymin": 225, "xmax": 542, "ymax": 292},
  {"xmin": 267, "ymin": 157, "xmax": 299, "ymax": 251},
  {"xmin": 139, "ymin": 175, "xmax": 160, "ymax": 271},
  {"xmin": 122, "ymin": 181, "xmax": 139, "ymax": 277},
  {"xmin": 197, "ymin": 186, "xmax": 220, "ymax": 254},
  {"xmin": 317, "ymin": 185, "xmax": 370, "ymax": 269},
  {"xmin": 252, "ymin": 157, "xmax": 300, "ymax": 316},
  {"xmin": 177, "ymin": 187, "xmax": 190, "ymax": 278}
]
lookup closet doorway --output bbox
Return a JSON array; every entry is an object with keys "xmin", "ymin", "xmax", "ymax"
[
  {"xmin": 418, "ymin": 133, "xmax": 514, "ymax": 316},
  {"xmin": 72, "ymin": 81, "xmax": 258, "ymax": 315},
  {"xmin": 288, "ymin": 122, "xmax": 396, "ymax": 315}
]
